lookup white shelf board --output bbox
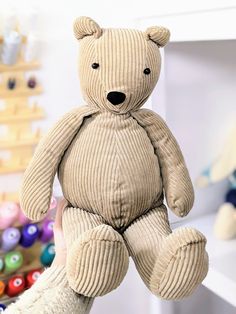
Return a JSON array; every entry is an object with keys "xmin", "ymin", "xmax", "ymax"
[
  {"xmin": 174, "ymin": 213, "xmax": 236, "ymax": 307},
  {"xmin": 136, "ymin": 6, "xmax": 236, "ymax": 42}
]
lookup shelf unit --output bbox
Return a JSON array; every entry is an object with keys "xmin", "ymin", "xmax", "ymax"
[
  {"xmin": 0, "ymin": 58, "xmax": 45, "ymax": 194},
  {"xmin": 0, "ymin": 33, "xmax": 49, "ymax": 307}
]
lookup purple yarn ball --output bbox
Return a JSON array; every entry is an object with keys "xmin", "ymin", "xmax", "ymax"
[
  {"xmin": 20, "ymin": 224, "xmax": 39, "ymax": 248},
  {"xmin": 1, "ymin": 228, "xmax": 21, "ymax": 252}
]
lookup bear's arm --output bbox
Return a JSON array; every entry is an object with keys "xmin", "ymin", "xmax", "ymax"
[
  {"xmin": 131, "ymin": 109, "xmax": 194, "ymax": 217},
  {"xmin": 20, "ymin": 106, "xmax": 99, "ymax": 221}
]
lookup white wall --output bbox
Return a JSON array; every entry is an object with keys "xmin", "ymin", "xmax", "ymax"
[{"xmin": 162, "ymin": 40, "xmax": 236, "ymax": 221}]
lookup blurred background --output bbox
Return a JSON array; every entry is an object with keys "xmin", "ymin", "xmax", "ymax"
[{"xmin": 0, "ymin": 0, "xmax": 236, "ymax": 313}]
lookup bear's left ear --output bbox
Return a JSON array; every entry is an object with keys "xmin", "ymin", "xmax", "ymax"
[
  {"xmin": 145, "ymin": 26, "xmax": 170, "ymax": 47},
  {"xmin": 73, "ymin": 16, "xmax": 102, "ymax": 40}
]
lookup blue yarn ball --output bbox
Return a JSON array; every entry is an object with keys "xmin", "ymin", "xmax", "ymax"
[
  {"xmin": 225, "ymin": 189, "xmax": 236, "ymax": 207},
  {"xmin": 0, "ymin": 304, "xmax": 6, "ymax": 311}
]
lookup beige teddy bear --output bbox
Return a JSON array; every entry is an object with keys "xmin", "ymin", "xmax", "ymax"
[{"xmin": 20, "ymin": 16, "xmax": 208, "ymax": 300}]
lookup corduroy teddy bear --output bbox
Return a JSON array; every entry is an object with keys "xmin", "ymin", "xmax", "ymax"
[{"xmin": 20, "ymin": 16, "xmax": 208, "ymax": 300}]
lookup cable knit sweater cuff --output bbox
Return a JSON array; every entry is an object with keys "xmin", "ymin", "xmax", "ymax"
[
  {"xmin": 35, "ymin": 265, "xmax": 68, "ymax": 289},
  {"xmin": 4, "ymin": 263, "xmax": 94, "ymax": 314}
]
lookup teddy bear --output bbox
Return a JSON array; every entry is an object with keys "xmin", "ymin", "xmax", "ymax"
[{"xmin": 20, "ymin": 16, "xmax": 208, "ymax": 300}]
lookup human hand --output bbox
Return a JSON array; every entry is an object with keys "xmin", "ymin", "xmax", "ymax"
[{"xmin": 51, "ymin": 198, "xmax": 68, "ymax": 266}]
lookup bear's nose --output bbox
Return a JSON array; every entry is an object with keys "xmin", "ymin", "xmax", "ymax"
[{"xmin": 107, "ymin": 91, "xmax": 126, "ymax": 105}]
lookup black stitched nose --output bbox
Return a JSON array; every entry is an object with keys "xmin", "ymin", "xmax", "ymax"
[{"xmin": 107, "ymin": 91, "xmax": 126, "ymax": 105}]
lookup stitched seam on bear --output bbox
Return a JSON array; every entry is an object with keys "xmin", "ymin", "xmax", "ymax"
[
  {"xmin": 121, "ymin": 203, "xmax": 164, "ymax": 234},
  {"xmin": 79, "ymin": 239, "xmax": 123, "ymax": 246},
  {"xmin": 159, "ymin": 238, "xmax": 206, "ymax": 257},
  {"xmin": 114, "ymin": 116, "xmax": 125, "ymax": 229},
  {"xmin": 156, "ymin": 240, "xmax": 206, "ymax": 292}
]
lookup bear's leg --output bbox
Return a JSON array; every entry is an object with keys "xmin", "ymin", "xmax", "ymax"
[
  {"xmin": 123, "ymin": 205, "xmax": 208, "ymax": 300},
  {"xmin": 63, "ymin": 206, "xmax": 129, "ymax": 297}
]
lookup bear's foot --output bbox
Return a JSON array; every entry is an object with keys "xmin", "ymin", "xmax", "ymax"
[
  {"xmin": 150, "ymin": 227, "xmax": 208, "ymax": 300},
  {"xmin": 66, "ymin": 224, "xmax": 129, "ymax": 297}
]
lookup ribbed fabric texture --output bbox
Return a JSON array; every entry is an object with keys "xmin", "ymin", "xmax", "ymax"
[
  {"xmin": 132, "ymin": 109, "xmax": 195, "ymax": 217},
  {"xmin": 124, "ymin": 205, "xmax": 209, "ymax": 300},
  {"xmin": 144, "ymin": 26, "xmax": 170, "ymax": 47},
  {"xmin": 20, "ymin": 106, "xmax": 98, "ymax": 221},
  {"xmin": 63, "ymin": 207, "xmax": 129, "ymax": 297},
  {"xmin": 78, "ymin": 25, "xmax": 162, "ymax": 114},
  {"xmin": 20, "ymin": 18, "xmax": 208, "ymax": 301},
  {"xmin": 59, "ymin": 111, "xmax": 164, "ymax": 230},
  {"xmin": 5, "ymin": 265, "xmax": 93, "ymax": 314},
  {"xmin": 74, "ymin": 16, "xmax": 102, "ymax": 40}
]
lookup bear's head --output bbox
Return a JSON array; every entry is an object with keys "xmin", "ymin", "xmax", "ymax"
[{"xmin": 74, "ymin": 16, "xmax": 170, "ymax": 114}]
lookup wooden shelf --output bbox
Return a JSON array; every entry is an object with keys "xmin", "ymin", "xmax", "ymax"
[
  {"xmin": 0, "ymin": 161, "xmax": 30, "ymax": 175},
  {"xmin": 0, "ymin": 86, "xmax": 43, "ymax": 98},
  {"xmin": 0, "ymin": 137, "xmax": 40, "ymax": 149},
  {"xmin": 0, "ymin": 60, "xmax": 40, "ymax": 73},
  {"xmin": 0, "ymin": 110, "xmax": 45, "ymax": 123},
  {"xmin": 0, "ymin": 192, "xmax": 19, "ymax": 203},
  {"xmin": 0, "ymin": 51, "xmax": 46, "ymax": 307}
]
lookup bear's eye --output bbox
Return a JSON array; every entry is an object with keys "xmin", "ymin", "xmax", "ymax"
[
  {"xmin": 143, "ymin": 68, "xmax": 151, "ymax": 75},
  {"xmin": 92, "ymin": 63, "xmax": 99, "ymax": 69}
]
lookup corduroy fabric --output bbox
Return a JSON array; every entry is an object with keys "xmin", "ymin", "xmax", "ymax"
[
  {"xmin": 74, "ymin": 16, "xmax": 102, "ymax": 40},
  {"xmin": 78, "ymin": 27, "xmax": 161, "ymax": 114},
  {"xmin": 63, "ymin": 207, "xmax": 129, "ymax": 297},
  {"xmin": 123, "ymin": 205, "xmax": 208, "ymax": 300},
  {"xmin": 20, "ymin": 106, "xmax": 99, "ymax": 221},
  {"xmin": 59, "ymin": 111, "xmax": 163, "ymax": 230},
  {"xmin": 144, "ymin": 26, "xmax": 170, "ymax": 47},
  {"xmin": 20, "ymin": 18, "xmax": 208, "ymax": 300},
  {"xmin": 131, "ymin": 109, "xmax": 195, "ymax": 217}
]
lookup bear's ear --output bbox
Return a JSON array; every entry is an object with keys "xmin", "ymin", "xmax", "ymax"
[
  {"xmin": 73, "ymin": 16, "xmax": 102, "ymax": 40},
  {"xmin": 145, "ymin": 26, "xmax": 170, "ymax": 47}
]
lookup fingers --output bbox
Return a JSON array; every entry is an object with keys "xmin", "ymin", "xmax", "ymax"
[{"xmin": 54, "ymin": 198, "xmax": 68, "ymax": 230}]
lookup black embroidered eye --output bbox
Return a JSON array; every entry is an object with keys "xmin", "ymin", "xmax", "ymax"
[
  {"xmin": 92, "ymin": 63, "xmax": 99, "ymax": 69},
  {"xmin": 144, "ymin": 68, "xmax": 151, "ymax": 75}
]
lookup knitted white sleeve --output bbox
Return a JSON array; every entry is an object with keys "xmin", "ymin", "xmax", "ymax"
[{"xmin": 5, "ymin": 265, "xmax": 93, "ymax": 314}]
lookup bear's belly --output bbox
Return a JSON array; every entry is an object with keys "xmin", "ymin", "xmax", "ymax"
[{"xmin": 58, "ymin": 112, "xmax": 162, "ymax": 229}]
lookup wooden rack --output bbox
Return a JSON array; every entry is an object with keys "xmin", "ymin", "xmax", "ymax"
[
  {"xmin": 0, "ymin": 55, "xmax": 45, "ymax": 202},
  {"xmin": 0, "ymin": 30, "xmax": 54, "ymax": 308}
]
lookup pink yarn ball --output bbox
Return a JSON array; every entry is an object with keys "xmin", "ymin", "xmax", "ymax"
[{"xmin": 18, "ymin": 209, "xmax": 31, "ymax": 225}]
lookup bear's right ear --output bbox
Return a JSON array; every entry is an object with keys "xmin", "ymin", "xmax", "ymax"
[
  {"xmin": 73, "ymin": 16, "xmax": 102, "ymax": 40},
  {"xmin": 145, "ymin": 26, "xmax": 170, "ymax": 47}
]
